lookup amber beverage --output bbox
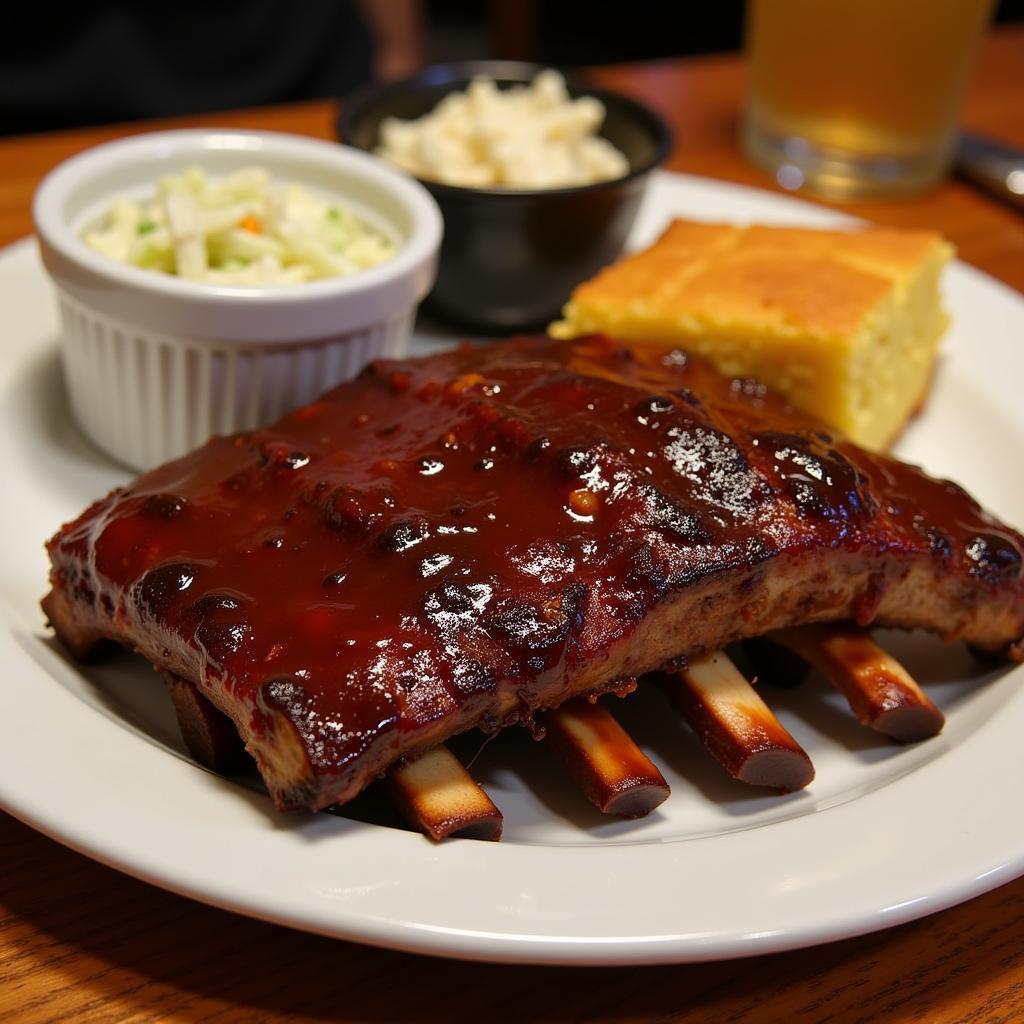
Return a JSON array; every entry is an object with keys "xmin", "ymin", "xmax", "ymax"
[{"xmin": 742, "ymin": 0, "xmax": 993, "ymax": 198}]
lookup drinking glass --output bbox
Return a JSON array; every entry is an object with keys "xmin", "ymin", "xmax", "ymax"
[{"xmin": 741, "ymin": 0, "xmax": 994, "ymax": 199}]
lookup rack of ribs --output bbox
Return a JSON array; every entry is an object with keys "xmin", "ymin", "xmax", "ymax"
[{"xmin": 42, "ymin": 335, "xmax": 1024, "ymax": 816}]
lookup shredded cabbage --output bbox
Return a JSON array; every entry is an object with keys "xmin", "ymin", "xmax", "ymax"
[{"xmin": 83, "ymin": 167, "xmax": 397, "ymax": 285}]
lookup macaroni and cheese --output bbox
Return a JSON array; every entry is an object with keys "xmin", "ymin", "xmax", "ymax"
[{"xmin": 376, "ymin": 70, "xmax": 630, "ymax": 189}]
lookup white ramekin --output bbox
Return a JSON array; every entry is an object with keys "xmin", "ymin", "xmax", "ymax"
[{"xmin": 34, "ymin": 129, "xmax": 443, "ymax": 471}]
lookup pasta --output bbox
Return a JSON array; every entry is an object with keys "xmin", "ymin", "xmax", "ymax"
[{"xmin": 376, "ymin": 70, "xmax": 630, "ymax": 189}]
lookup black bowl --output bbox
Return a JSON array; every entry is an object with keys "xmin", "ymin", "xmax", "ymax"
[{"xmin": 338, "ymin": 60, "xmax": 672, "ymax": 333}]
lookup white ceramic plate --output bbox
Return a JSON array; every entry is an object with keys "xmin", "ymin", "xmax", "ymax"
[{"xmin": 2, "ymin": 172, "xmax": 1023, "ymax": 966}]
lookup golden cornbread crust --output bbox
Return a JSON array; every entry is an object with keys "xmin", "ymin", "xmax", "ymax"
[{"xmin": 551, "ymin": 219, "xmax": 953, "ymax": 450}]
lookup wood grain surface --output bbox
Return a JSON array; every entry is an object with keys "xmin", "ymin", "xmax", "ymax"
[{"xmin": 2, "ymin": 25, "xmax": 1023, "ymax": 1024}]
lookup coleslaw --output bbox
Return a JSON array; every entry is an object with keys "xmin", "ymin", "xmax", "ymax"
[{"xmin": 82, "ymin": 166, "xmax": 397, "ymax": 285}]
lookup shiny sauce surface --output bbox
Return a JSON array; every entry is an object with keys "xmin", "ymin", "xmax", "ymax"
[{"xmin": 48, "ymin": 336, "xmax": 1024, "ymax": 769}]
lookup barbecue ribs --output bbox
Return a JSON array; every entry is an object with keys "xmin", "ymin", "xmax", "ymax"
[{"xmin": 43, "ymin": 336, "xmax": 1024, "ymax": 811}]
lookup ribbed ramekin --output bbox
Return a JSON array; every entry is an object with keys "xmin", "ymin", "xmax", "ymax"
[{"xmin": 34, "ymin": 129, "xmax": 443, "ymax": 471}]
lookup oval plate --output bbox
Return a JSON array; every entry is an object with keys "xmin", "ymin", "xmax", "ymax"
[{"xmin": 1, "ymin": 172, "xmax": 1023, "ymax": 964}]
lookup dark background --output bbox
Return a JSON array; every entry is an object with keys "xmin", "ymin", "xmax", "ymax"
[
  {"xmin": 468, "ymin": 0, "xmax": 1024, "ymax": 65},
  {"xmin": 3, "ymin": 0, "xmax": 1022, "ymax": 135}
]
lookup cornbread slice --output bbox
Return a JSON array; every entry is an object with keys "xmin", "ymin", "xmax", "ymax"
[{"xmin": 550, "ymin": 220, "xmax": 953, "ymax": 450}]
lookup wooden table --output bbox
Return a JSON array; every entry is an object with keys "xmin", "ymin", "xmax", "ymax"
[{"xmin": 2, "ymin": 26, "xmax": 1023, "ymax": 1024}]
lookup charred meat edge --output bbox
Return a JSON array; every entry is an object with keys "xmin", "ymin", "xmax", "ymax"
[{"xmin": 44, "ymin": 542, "xmax": 1022, "ymax": 812}]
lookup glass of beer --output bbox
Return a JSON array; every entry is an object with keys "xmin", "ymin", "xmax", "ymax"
[{"xmin": 741, "ymin": 0, "xmax": 993, "ymax": 199}]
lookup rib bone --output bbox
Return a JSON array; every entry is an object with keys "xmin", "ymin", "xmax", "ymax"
[
  {"xmin": 661, "ymin": 651, "xmax": 814, "ymax": 791},
  {"xmin": 386, "ymin": 745, "xmax": 503, "ymax": 841},
  {"xmin": 541, "ymin": 698, "xmax": 670, "ymax": 817},
  {"xmin": 768, "ymin": 625, "xmax": 945, "ymax": 742},
  {"xmin": 164, "ymin": 673, "xmax": 246, "ymax": 773},
  {"xmin": 163, "ymin": 673, "xmax": 503, "ymax": 841}
]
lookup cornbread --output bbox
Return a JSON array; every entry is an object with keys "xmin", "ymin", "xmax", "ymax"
[{"xmin": 550, "ymin": 220, "xmax": 953, "ymax": 450}]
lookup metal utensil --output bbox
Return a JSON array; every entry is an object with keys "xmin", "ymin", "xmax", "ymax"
[{"xmin": 956, "ymin": 132, "xmax": 1024, "ymax": 210}]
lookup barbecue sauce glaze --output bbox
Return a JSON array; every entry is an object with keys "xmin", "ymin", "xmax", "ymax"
[{"xmin": 47, "ymin": 336, "xmax": 1024, "ymax": 785}]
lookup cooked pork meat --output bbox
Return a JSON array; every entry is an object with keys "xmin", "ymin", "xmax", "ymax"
[{"xmin": 43, "ymin": 336, "xmax": 1024, "ymax": 811}]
